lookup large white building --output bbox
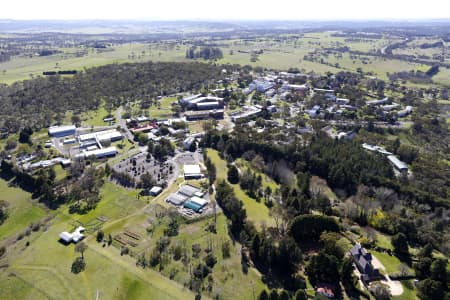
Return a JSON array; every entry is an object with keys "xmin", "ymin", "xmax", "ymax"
[
  {"xmin": 78, "ymin": 129, "xmax": 123, "ymax": 144},
  {"xmin": 184, "ymin": 164, "xmax": 203, "ymax": 179},
  {"xmin": 75, "ymin": 147, "xmax": 118, "ymax": 160},
  {"xmin": 48, "ymin": 125, "xmax": 76, "ymax": 137}
]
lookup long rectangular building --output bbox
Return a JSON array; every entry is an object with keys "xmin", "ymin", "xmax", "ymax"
[
  {"xmin": 185, "ymin": 109, "xmax": 224, "ymax": 121},
  {"xmin": 75, "ymin": 147, "xmax": 118, "ymax": 160},
  {"xmin": 78, "ymin": 129, "xmax": 122, "ymax": 143},
  {"xmin": 48, "ymin": 125, "xmax": 76, "ymax": 137}
]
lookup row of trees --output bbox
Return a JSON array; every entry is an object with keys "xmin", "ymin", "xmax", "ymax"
[{"xmin": 185, "ymin": 46, "xmax": 223, "ymax": 60}]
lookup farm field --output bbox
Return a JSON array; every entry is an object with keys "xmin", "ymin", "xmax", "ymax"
[
  {"xmin": 2, "ymin": 32, "xmax": 447, "ymax": 89},
  {"xmin": 0, "ymin": 43, "xmax": 189, "ymax": 84}
]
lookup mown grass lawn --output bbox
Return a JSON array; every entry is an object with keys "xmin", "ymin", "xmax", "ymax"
[{"xmin": 372, "ymin": 250, "xmax": 406, "ymax": 275}]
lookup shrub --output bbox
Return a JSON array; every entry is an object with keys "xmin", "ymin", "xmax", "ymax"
[
  {"xmin": 96, "ymin": 230, "xmax": 104, "ymax": 243},
  {"xmin": 71, "ymin": 257, "xmax": 86, "ymax": 274}
]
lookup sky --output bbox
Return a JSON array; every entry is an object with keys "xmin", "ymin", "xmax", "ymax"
[{"xmin": 1, "ymin": 0, "xmax": 449, "ymax": 20}]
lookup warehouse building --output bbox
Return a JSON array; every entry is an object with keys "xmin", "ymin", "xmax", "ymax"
[
  {"xmin": 183, "ymin": 164, "xmax": 203, "ymax": 179},
  {"xmin": 48, "ymin": 125, "xmax": 76, "ymax": 137},
  {"xmin": 75, "ymin": 147, "xmax": 118, "ymax": 160}
]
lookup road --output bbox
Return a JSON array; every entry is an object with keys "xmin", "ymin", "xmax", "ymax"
[
  {"xmin": 327, "ymin": 119, "xmax": 412, "ymax": 129},
  {"xmin": 116, "ymin": 106, "xmax": 135, "ymax": 141}
]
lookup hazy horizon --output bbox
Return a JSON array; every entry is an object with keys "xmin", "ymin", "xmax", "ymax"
[{"xmin": 2, "ymin": 0, "xmax": 449, "ymax": 21}]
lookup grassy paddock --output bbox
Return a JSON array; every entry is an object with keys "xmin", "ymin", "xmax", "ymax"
[{"xmin": 0, "ymin": 179, "xmax": 47, "ymax": 240}]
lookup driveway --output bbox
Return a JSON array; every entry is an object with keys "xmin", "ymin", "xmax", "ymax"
[{"xmin": 371, "ymin": 254, "xmax": 404, "ymax": 296}]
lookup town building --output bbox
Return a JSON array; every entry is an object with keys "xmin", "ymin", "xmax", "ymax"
[
  {"xmin": 350, "ymin": 244, "xmax": 379, "ymax": 282},
  {"xmin": 387, "ymin": 155, "xmax": 408, "ymax": 172},
  {"xmin": 367, "ymin": 97, "xmax": 389, "ymax": 106},
  {"xmin": 184, "ymin": 109, "xmax": 224, "ymax": 121},
  {"xmin": 75, "ymin": 147, "xmax": 118, "ymax": 160},
  {"xmin": 230, "ymin": 106, "xmax": 262, "ymax": 122},
  {"xmin": 183, "ymin": 137, "xmax": 196, "ymax": 150},
  {"xmin": 59, "ymin": 226, "xmax": 85, "ymax": 244},
  {"xmin": 48, "ymin": 125, "xmax": 76, "ymax": 137},
  {"xmin": 149, "ymin": 186, "xmax": 163, "ymax": 196},
  {"xmin": 183, "ymin": 164, "xmax": 203, "ymax": 179},
  {"xmin": 397, "ymin": 106, "xmax": 412, "ymax": 118},
  {"xmin": 166, "ymin": 193, "xmax": 188, "ymax": 206}
]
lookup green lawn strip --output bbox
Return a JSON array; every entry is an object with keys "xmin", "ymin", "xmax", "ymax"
[{"xmin": 371, "ymin": 250, "xmax": 407, "ymax": 275}]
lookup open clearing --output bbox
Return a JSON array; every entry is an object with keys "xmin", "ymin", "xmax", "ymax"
[
  {"xmin": 0, "ymin": 181, "xmax": 196, "ymax": 300},
  {"xmin": 206, "ymin": 149, "xmax": 275, "ymax": 229},
  {"xmin": 0, "ymin": 179, "xmax": 47, "ymax": 240}
]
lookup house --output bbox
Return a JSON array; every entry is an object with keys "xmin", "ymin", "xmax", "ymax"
[
  {"xmin": 350, "ymin": 244, "xmax": 379, "ymax": 282},
  {"xmin": 267, "ymin": 105, "xmax": 277, "ymax": 113},
  {"xmin": 59, "ymin": 226, "xmax": 85, "ymax": 243},
  {"xmin": 387, "ymin": 155, "xmax": 408, "ymax": 172},
  {"xmin": 306, "ymin": 105, "xmax": 321, "ymax": 118},
  {"xmin": 367, "ymin": 97, "xmax": 389, "ymax": 106},
  {"xmin": 298, "ymin": 126, "xmax": 314, "ymax": 134},
  {"xmin": 316, "ymin": 284, "xmax": 335, "ymax": 299},
  {"xmin": 381, "ymin": 103, "xmax": 399, "ymax": 111},
  {"xmin": 149, "ymin": 186, "xmax": 163, "ymax": 196},
  {"xmin": 265, "ymin": 89, "xmax": 276, "ymax": 97},
  {"xmin": 48, "ymin": 125, "xmax": 76, "ymax": 137},
  {"xmin": 336, "ymin": 98, "xmax": 350, "ymax": 105},
  {"xmin": 183, "ymin": 137, "xmax": 196, "ymax": 150},
  {"xmin": 362, "ymin": 143, "xmax": 392, "ymax": 155},
  {"xmin": 397, "ymin": 106, "xmax": 412, "ymax": 118},
  {"xmin": 183, "ymin": 164, "xmax": 203, "ymax": 179}
]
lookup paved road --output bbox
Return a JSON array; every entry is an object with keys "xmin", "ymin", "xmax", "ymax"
[
  {"xmin": 327, "ymin": 119, "xmax": 412, "ymax": 129},
  {"xmin": 116, "ymin": 106, "xmax": 135, "ymax": 141}
]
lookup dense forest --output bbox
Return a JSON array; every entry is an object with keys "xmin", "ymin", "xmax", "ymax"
[
  {"xmin": 0, "ymin": 61, "xmax": 226, "ymax": 132},
  {"xmin": 201, "ymin": 126, "xmax": 450, "ymax": 254}
]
